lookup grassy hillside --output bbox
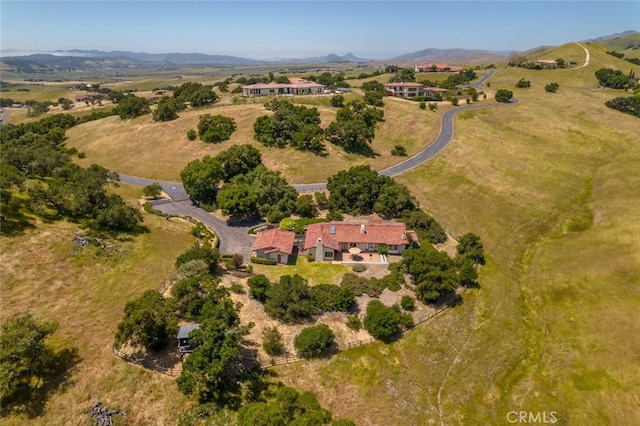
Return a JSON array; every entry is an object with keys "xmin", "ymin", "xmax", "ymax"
[
  {"xmin": 2, "ymin": 42, "xmax": 638, "ymax": 425},
  {"xmin": 65, "ymin": 95, "xmax": 451, "ymax": 183},
  {"xmin": 594, "ymin": 32, "xmax": 640, "ymax": 58},
  {"xmin": 274, "ymin": 43, "xmax": 640, "ymax": 425},
  {"xmin": 0, "ymin": 184, "xmax": 196, "ymax": 425}
]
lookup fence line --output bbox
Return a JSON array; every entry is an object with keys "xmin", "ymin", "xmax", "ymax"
[
  {"xmin": 112, "ymin": 348, "xmax": 182, "ymax": 377},
  {"xmin": 258, "ymin": 298, "xmax": 461, "ymax": 369}
]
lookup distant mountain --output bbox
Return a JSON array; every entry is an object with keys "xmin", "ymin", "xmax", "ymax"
[
  {"xmin": 385, "ymin": 48, "xmax": 507, "ymax": 65},
  {"xmin": 583, "ymin": 30, "xmax": 638, "ymax": 42},
  {"xmin": 269, "ymin": 52, "xmax": 371, "ymax": 64}
]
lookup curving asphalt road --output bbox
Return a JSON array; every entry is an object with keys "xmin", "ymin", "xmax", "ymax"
[{"xmin": 119, "ymin": 68, "xmax": 516, "ymax": 255}]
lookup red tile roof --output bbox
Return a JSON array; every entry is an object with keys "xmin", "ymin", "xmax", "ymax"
[
  {"xmin": 303, "ymin": 221, "xmax": 416, "ymax": 250},
  {"xmin": 252, "ymin": 228, "xmax": 296, "ymax": 255}
]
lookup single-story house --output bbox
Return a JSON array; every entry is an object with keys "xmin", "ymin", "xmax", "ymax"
[
  {"xmin": 303, "ymin": 221, "xmax": 418, "ymax": 262},
  {"xmin": 241, "ymin": 79, "xmax": 326, "ymax": 96},
  {"xmin": 251, "ymin": 228, "xmax": 296, "ymax": 264},
  {"xmin": 415, "ymin": 64, "xmax": 464, "ymax": 73},
  {"xmin": 383, "ymin": 82, "xmax": 424, "ymax": 98},
  {"xmin": 526, "ymin": 59, "xmax": 558, "ymax": 69},
  {"xmin": 177, "ymin": 324, "xmax": 200, "ymax": 354}
]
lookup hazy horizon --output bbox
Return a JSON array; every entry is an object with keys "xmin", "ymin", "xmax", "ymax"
[{"xmin": 1, "ymin": 1, "xmax": 639, "ymax": 59}]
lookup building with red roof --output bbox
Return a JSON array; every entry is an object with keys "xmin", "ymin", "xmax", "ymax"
[
  {"xmin": 241, "ymin": 79, "xmax": 326, "ymax": 96},
  {"xmin": 303, "ymin": 221, "xmax": 417, "ymax": 262},
  {"xmin": 251, "ymin": 228, "xmax": 296, "ymax": 264}
]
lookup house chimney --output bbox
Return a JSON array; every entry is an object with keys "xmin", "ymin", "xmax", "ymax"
[
  {"xmin": 315, "ymin": 238, "xmax": 324, "ymax": 262},
  {"xmin": 360, "ymin": 224, "xmax": 365, "ymax": 234}
]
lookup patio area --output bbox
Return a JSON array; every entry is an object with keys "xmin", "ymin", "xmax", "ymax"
[{"xmin": 332, "ymin": 250, "xmax": 388, "ymax": 265}]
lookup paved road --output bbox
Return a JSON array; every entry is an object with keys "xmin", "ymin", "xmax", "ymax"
[
  {"xmin": 120, "ymin": 69, "xmax": 515, "ymax": 253},
  {"xmin": 0, "ymin": 108, "xmax": 8, "ymax": 126}
]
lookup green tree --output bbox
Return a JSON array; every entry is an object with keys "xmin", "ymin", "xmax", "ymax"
[
  {"xmin": 310, "ymin": 284, "xmax": 355, "ymax": 312},
  {"xmin": 605, "ymin": 96, "xmax": 640, "ymax": 117},
  {"xmin": 214, "ymin": 144, "xmax": 263, "ymax": 182},
  {"xmin": 495, "ymin": 89, "xmax": 514, "ymax": 103},
  {"xmin": 330, "ymin": 94, "xmax": 344, "ymax": 107},
  {"xmin": 174, "ymin": 82, "xmax": 218, "ymax": 107},
  {"xmin": 197, "ymin": 114, "xmax": 237, "ymax": 143},
  {"xmin": 143, "ymin": 182, "xmax": 163, "ymax": 199},
  {"xmin": 419, "ymin": 101, "xmax": 426, "ymax": 110},
  {"xmin": 264, "ymin": 275, "xmax": 314, "ymax": 322},
  {"xmin": 177, "ymin": 299, "xmax": 251, "ymax": 404},
  {"xmin": 113, "ymin": 95, "xmax": 150, "ymax": 119},
  {"xmin": 428, "ymin": 102, "xmax": 438, "ymax": 111},
  {"xmin": 388, "ymin": 68, "xmax": 416, "ymax": 82},
  {"xmin": 515, "ymin": 78, "xmax": 531, "ymax": 88},
  {"xmin": 456, "ymin": 232, "xmax": 485, "ymax": 265},
  {"xmin": 295, "ymin": 194, "xmax": 317, "ymax": 218},
  {"xmin": 0, "ymin": 313, "xmax": 58, "ymax": 402},
  {"xmin": 114, "ymin": 290, "xmax": 177, "ymax": 351},
  {"xmin": 459, "ymin": 259, "xmax": 479, "ymax": 287},
  {"xmin": 373, "ymin": 181, "xmax": 416, "ymax": 217},
  {"xmin": 400, "ymin": 295, "xmax": 415, "ymax": 311},
  {"xmin": 400, "ymin": 209, "xmax": 447, "ymax": 244},
  {"xmin": 180, "ymin": 156, "xmax": 222, "ymax": 202},
  {"xmin": 325, "ymin": 101, "xmax": 384, "ymax": 155},
  {"xmin": 262, "ymin": 326, "xmax": 285, "ymax": 356},
  {"xmin": 186, "ymin": 129, "xmax": 197, "ymax": 141},
  {"xmin": 57, "ymin": 97, "xmax": 73, "ymax": 110},
  {"xmin": 217, "ymin": 183, "xmax": 257, "ymax": 217},
  {"xmin": 403, "ymin": 245, "xmax": 458, "ymax": 302},
  {"xmin": 314, "ymin": 191, "xmax": 329, "ymax": 210},
  {"xmin": 294, "ymin": 324, "xmax": 335, "ymax": 357},
  {"xmin": 152, "ymin": 96, "xmax": 182, "ymax": 122},
  {"xmin": 175, "ymin": 246, "xmax": 221, "ymax": 274},
  {"xmin": 363, "ymin": 300, "xmax": 407, "ymax": 340},
  {"xmin": 248, "ymin": 274, "xmax": 271, "ymax": 302}
]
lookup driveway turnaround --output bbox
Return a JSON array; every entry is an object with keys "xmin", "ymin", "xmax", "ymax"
[{"xmin": 119, "ymin": 69, "xmax": 515, "ymax": 254}]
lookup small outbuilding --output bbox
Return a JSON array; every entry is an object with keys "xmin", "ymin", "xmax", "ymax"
[
  {"xmin": 177, "ymin": 324, "xmax": 200, "ymax": 354},
  {"xmin": 251, "ymin": 228, "xmax": 296, "ymax": 264}
]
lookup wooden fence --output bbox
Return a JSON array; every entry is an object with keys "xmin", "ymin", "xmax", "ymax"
[{"xmin": 112, "ymin": 348, "xmax": 182, "ymax": 377}]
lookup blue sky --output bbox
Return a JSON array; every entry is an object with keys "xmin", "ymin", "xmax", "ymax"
[{"xmin": 1, "ymin": 1, "xmax": 638, "ymax": 59}]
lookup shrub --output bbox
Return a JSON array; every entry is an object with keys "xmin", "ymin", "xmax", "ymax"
[
  {"xmin": 495, "ymin": 89, "xmax": 513, "ymax": 103},
  {"xmin": 391, "ymin": 145, "xmax": 407, "ymax": 156},
  {"xmin": 175, "ymin": 246, "xmax": 220, "ymax": 274},
  {"xmin": 197, "ymin": 114, "xmax": 236, "ymax": 143},
  {"xmin": 311, "ymin": 284, "xmax": 355, "ymax": 312},
  {"xmin": 428, "ymin": 103, "xmax": 438, "ymax": 112},
  {"xmin": 264, "ymin": 275, "xmax": 314, "ymax": 322},
  {"xmin": 314, "ymin": 192, "xmax": 328, "ymax": 210},
  {"xmin": 294, "ymin": 324, "xmax": 335, "ymax": 357},
  {"xmin": 545, "ymin": 82, "xmax": 559, "ymax": 93},
  {"xmin": 377, "ymin": 244, "xmax": 388, "ymax": 255},
  {"xmin": 400, "ymin": 295, "xmax": 415, "ymax": 311},
  {"xmin": 346, "ymin": 315, "xmax": 361, "ymax": 331},
  {"xmin": 363, "ymin": 300, "xmax": 404, "ymax": 340},
  {"xmin": 186, "ymin": 129, "xmax": 197, "ymax": 141},
  {"xmin": 419, "ymin": 101, "xmax": 426, "ymax": 110},
  {"xmin": 247, "ymin": 274, "xmax": 270, "ymax": 302},
  {"xmin": 380, "ymin": 271, "xmax": 404, "ymax": 291},
  {"xmin": 262, "ymin": 326, "xmax": 285, "ymax": 356},
  {"xmin": 515, "ymin": 78, "xmax": 531, "ymax": 88},
  {"xmin": 352, "ymin": 264, "xmax": 367, "ymax": 273},
  {"xmin": 230, "ymin": 282, "xmax": 245, "ymax": 294},
  {"xmin": 250, "ymin": 256, "xmax": 277, "ymax": 265},
  {"xmin": 340, "ymin": 272, "xmax": 385, "ymax": 297}
]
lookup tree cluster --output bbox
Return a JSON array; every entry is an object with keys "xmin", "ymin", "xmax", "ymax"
[
  {"xmin": 595, "ymin": 68, "xmax": 637, "ymax": 90},
  {"xmin": 605, "ymin": 96, "xmax": 640, "ymax": 117},
  {"xmin": 326, "ymin": 165, "xmax": 415, "ymax": 217},
  {"xmin": 238, "ymin": 385, "xmax": 354, "ymax": 426},
  {"xmin": 113, "ymin": 95, "xmax": 150, "ymax": 119},
  {"xmin": 306, "ymin": 71, "xmax": 349, "ymax": 89},
  {"xmin": 388, "ymin": 68, "xmax": 416, "ymax": 83},
  {"xmin": 180, "ymin": 144, "xmax": 262, "ymax": 203},
  {"xmin": 173, "ymin": 82, "xmax": 218, "ymax": 107},
  {"xmin": 325, "ymin": 101, "xmax": 384, "ymax": 155},
  {"xmin": 1, "ymin": 115, "xmax": 143, "ymax": 234},
  {"xmin": 439, "ymin": 69, "xmax": 477, "ymax": 89},
  {"xmin": 197, "ymin": 113, "xmax": 237, "ymax": 143},
  {"xmin": 152, "ymin": 96, "xmax": 184, "ymax": 122},
  {"xmin": 401, "ymin": 232, "xmax": 483, "ymax": 303},
  {"xmin": 361, "ymin": 80, "xmax": 385, "ymax": 106},
  {"xmin": 217, "ymin": 165, "xmax": 298, "ymax": 221},
  {"xmin": 254, "ymin": 99, "xmax": 325, "ymax": 154}
]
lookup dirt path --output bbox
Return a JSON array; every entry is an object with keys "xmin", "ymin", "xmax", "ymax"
[{"xmin": 575, "ymin": 43, "xmax": 590, "ymax": 69}]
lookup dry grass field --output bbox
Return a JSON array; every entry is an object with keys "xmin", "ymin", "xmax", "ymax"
[
  {"xmin": 0, "ymin": 184, "xmax": 196, "ymax": 425},
  {"xmin": 273, "ymin": 43, "xmax": 640, "ymax": 425},
  {"xmin": 2, "ymin": 42, "xmax": 639, "ymax": 425},
  {"xmin": 65, "ymin": 94, "xmax": 452, "ymax": 184}
]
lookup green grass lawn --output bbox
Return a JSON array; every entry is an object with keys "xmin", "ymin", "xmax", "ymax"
[{"xmin": 252, "ymin": 255, "xmax": 350, "ymax": 286}]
